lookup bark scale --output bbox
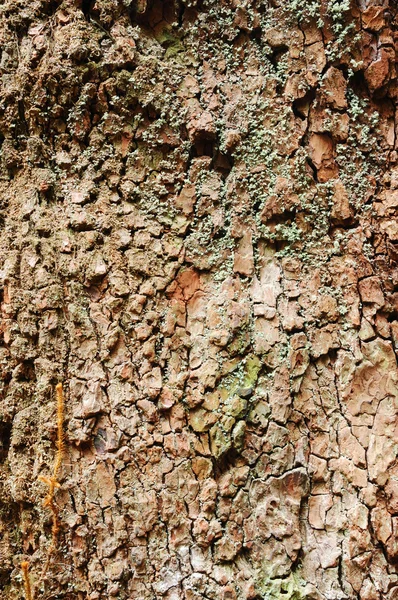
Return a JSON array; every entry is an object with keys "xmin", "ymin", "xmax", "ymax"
[{"xmin": 0, "ymin": 1, "xmax": 397, "ymax": 599}]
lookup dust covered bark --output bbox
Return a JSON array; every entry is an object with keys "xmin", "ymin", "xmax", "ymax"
[{"xmin": 0, "ymin": 0, "xmax": 397, "ymax": 598}]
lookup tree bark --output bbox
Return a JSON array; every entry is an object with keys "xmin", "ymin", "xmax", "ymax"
[{"xmin": 0, "ymin": 1, "xmax": 397, "ymax": 599}]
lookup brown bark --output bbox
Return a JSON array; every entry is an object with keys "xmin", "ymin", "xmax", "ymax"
[{"xmin": 0, "ymin": 1, "xmax": 397, "ymax": 598}]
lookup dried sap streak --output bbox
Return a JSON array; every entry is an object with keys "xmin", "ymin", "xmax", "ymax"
[
  {"xmin": 21, "ymin": 561, "xmax": 33, "ymax": 600},
  {"xmin": 22, "ymin": 382, "xmax": 66, "ymax": 599}
]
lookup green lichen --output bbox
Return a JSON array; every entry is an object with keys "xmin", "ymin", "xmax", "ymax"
[
  {"xmin": 220, "ymin": 354, "xmax": 261, "ymax": 396},
  {"xmin": 209, "ymin": 356, "xmax": 262, "ymax": 459},
  {"xmin": 257, "ymin": 570, "xmax": 315, "ymax": 599},
  {"xmin": 155, "ymin": 29, "xmax": 185, "ymax": 59}
]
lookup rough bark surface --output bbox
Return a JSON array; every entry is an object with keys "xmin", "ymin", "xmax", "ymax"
[{"xmin": 0, "ymin": 0, "xmax": 397, "ymax": 599}]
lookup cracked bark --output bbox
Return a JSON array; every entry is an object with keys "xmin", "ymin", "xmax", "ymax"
[{"xmin": 0, "ymin": 0, "xmax": 397, "ymax": 599}]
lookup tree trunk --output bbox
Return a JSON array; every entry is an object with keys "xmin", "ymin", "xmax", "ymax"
[{"xmin": 0, "ymin": 1, "xmax": 397, "ymax": 598}]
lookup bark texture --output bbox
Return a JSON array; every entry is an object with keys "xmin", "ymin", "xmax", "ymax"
[{"xmin": 0, "ymin": 0, "xmax": 397, "ymax": 598}]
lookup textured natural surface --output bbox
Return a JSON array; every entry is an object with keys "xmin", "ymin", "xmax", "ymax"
[{"xmin": 0, "ymin": 0, "xmax": 397, "ymax": 598}]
